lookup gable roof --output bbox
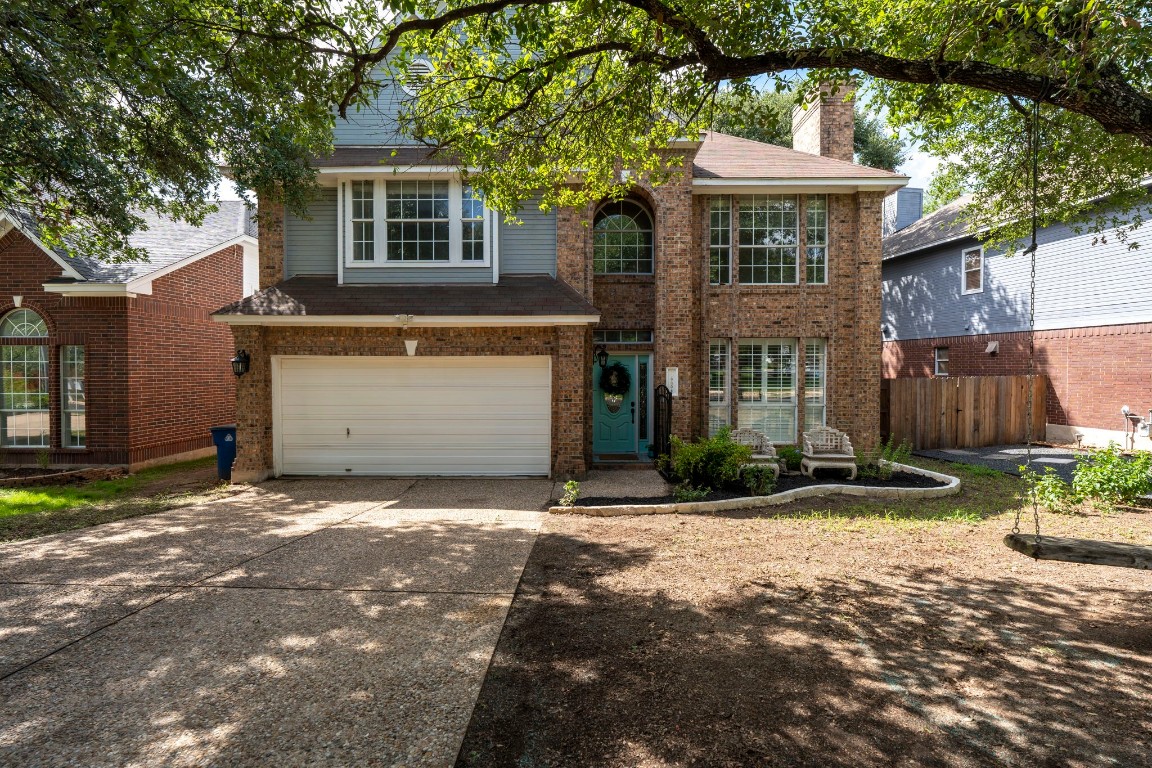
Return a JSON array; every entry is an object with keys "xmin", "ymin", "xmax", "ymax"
[
  {"xmin": 882, "ymin": 196, "xmax": 977, "ymax": 260},
  {"xmin": 3, "ymin": 201, "xmax": 257, "ymax": 284},
  {"xmin": 693, "ymin": 132, "xmax": 906, "ymax": 181}
]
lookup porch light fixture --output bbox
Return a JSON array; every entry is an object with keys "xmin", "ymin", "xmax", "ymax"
[
  {"xmin": 231, "ymin": 349, "xmax": 250, "ymax": 377},
  {"xmin": 594, "ymin": 345, "xmax": 609, "ymax": 369}
]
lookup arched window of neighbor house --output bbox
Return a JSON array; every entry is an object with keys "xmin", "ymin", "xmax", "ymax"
[
  {"xmin": 593, "ymin": 199, "xmax": 654, "ymax": 274},
  {"xmin": 1, "ymin": 308, "xmax": 50, "ymax": 447}
]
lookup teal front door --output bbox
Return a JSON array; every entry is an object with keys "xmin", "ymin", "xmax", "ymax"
[{"xmin": 593, "ymin": 354, "xmax": 648, "ymax": 456}]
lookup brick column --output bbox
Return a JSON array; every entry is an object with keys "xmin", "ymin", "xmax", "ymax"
[
  {"xmin": 556, "ymin": 203, "xmax": 595, "ymax": 302},
  {"xmin": 846, "ymin": 191, "xmax": 884, "ymax": 449},
  {"xmin": 257, "ymin": 194, "xmax": 285, "ymax": 290},
  {"xmin": 652, "ymin": 151, "xmax": 700, "ymax": 440},
  {"xmin": 230, "ymin": 324, "xmax": 273, "ymax": 482},
  {"xmin": 553, "ymin": 324, "xmax": 590, "ymax": 477}
]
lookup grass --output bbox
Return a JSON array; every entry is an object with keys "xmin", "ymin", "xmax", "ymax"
[
  {"xmin": 0, "ymin": 457, "xmax": 232, "ymax": 542},
  {"xmin": 749, "ymin": 457, "xmax": 1027, "ymax": 528}
]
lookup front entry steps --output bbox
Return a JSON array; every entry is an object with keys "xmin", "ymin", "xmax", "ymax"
[{"xmin": 592, "ymin": 454, "xmax": 655, "ymax": 470}]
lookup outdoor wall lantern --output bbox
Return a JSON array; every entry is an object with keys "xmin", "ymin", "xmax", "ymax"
[
  {"xmin": 231, "ymin": 349, "xmax": 250, "ymax": 377},
  {"xmin": 594, "ymin": 345, "xmax": 609, "ymax": 369}
]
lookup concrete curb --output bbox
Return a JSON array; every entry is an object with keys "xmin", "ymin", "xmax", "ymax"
[{"xmin": 549, "ymin": 462, "xmax": 961, "ymax": 517}]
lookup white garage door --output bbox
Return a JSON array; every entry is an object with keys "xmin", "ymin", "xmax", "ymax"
[{"xmin": 275, "ymin": 356, "xmax": 551, "ymax": 476}]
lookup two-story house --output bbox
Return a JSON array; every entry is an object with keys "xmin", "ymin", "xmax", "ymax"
[
  {"xmin": 214, "ymin": 84, "xmax": 907, "ymax": 480},
  {"xmin": 882, "ymin": 188, "xmax": 1152, "ymax": 449}
]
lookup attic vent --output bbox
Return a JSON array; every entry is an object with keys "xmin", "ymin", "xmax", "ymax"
[{"xmin": 402, "ymin": 60, "xmax": 435, "ymax": 95}]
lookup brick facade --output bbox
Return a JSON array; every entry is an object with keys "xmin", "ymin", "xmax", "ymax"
[
  {"xmin": 883, "ymin": 323, "xmax": 1152, "ymax": 439},
  {"xmin": 0, "ymin": 229, "xmax": 241, "ymax": 468}
]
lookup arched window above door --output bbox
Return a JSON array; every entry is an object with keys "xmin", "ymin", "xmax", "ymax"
[{"xmin": 593, "ymin": 199, "xmax": 654, "ymax": 275}]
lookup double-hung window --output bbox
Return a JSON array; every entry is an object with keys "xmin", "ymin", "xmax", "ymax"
[
  {"xmin": 738, "ymin": 195, "xmax": 798, "ymax": 284},
  {"xmin": 934, "ymin": 347, "xmax": 949, "ymax": 376},
  {"xmin": 341, "ymin": 179, "xmax": 489, "ymax": 266},
  {"xmin": 737, "ymin": 339, "xmax": 797, "ymax": 442},
  {"xmin": 962, "ymin": 247, "xmax": 983, "ymax": 294},
  {"xmin": 708, "ymin": 340, "xmax": 730, "ymax": 435},
  {"xmin": 0, "ymin": 309, "xmax": 50, "ymax": 448},
  {"xmin": 709, "ymin": 197, "xmax": 731, "ymax": 285},
  {"xmin": 804, "ymin": 339, "xmax": 827, "ymax": 429},
  {"xmin": 806, "ymin": 195, "xmax": 828, "ymax": 284}
]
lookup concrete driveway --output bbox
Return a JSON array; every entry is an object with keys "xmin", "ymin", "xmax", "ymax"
[{"xmin": 0, "ymin": 478, "xmax": 551, "ymax": 767}]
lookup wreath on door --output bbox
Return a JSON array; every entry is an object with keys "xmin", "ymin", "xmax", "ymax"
[{"xmin": 599, "ymin": 362, "xmax": 632, "ymax": 396}]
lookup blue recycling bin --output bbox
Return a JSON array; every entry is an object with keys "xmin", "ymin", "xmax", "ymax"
[{"xmin": 209, "ymin": 425, "xmax": 238, "ymax": 481}]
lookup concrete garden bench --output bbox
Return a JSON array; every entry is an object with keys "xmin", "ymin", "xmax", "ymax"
[
  {"xmin": 730, "ymin": 428, "xmax": 780, "ymax": 479},
  {"xmin": 801, "ymin": 426, "xmax": 858, "ymax": 480}
]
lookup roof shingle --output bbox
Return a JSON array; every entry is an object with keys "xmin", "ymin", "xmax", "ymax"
[
  {"xmin": 693, "ymin": 132, "xmax": 906, "ymax": 180},
  {"xmin": 213, "ymin": 275, "xmax": 600, "ymax": 318}
]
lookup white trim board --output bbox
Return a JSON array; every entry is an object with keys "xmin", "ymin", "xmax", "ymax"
[{"xmin": 0, "ymin": 213, "xmax": 86, "ymax": 280}]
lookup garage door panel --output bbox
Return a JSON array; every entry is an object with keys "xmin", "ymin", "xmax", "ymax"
[{"xmin": 276, "ymin": 356, "xmax": 551, "ymax": 476}]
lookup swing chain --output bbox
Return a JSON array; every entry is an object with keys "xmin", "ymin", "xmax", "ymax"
[{"xmin": 1015, "ymin": 96, "xmax": 1043, "ymax": 539}]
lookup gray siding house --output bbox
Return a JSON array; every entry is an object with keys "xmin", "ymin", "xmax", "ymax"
[{"xmin": 881, "ymin": 188, "xmax": 1152, "ymax": 449}]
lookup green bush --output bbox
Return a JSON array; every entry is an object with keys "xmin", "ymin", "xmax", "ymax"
[
  {"xmin": 560, "ymin": 480, "xmax": 580, "ymax": 506},
  {"xmin": 1071, "ymin": 443, "xmax": 1152, "ymax": 510},
  {"xmin": 1021, "ymin": 465, "xmax": 1074, "ymax": 513},
  {"xmin": 777, "ymin": 445, "xmax": 802, "ymax": 472},
  {"xmin": 673, "ymin": 484, "xmax": 711, "ymax": 503},
  {"xmin": 666, "ymin": 427, "xmax": 752, "ymax": 492},
  {"xmin": 741, "ymin": 465, "xmax": 777, "ymax": 496},
  {"xmin": 857, "ymin": 436, "xmax": 912, "ymax": 481}
]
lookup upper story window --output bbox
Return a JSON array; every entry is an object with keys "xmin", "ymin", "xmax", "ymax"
[
  {"xmin": 962, "ymin": 246, "xmax": 984, "ymax": 294},
  {"xmin": 593, "ymin": 199, "xmax": 653, "ymax": 274},
  {"xmin": 341, "ymin": 178, "xmax": 489, "ymax": 267},
  {"xmin": 738, "ymin": 195, "xmax": 798, "ymax": 284},
  {"xmin": 806, "ymin": 195, "xmax": 828, "ymax": 284},
  {"xmin": 709, "ymin": 196, "xmax": 731, "ymax": 285}
]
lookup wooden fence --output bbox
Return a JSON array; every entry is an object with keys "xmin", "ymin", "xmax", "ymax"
[{"xmin": 881, "ymin": 375, "xmax": 1047, "ymax": 450}]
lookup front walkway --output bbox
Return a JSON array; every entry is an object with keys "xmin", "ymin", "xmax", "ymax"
[{"xmin": 0, "ymin": 478, "xmax": 550, "ymax": 767}]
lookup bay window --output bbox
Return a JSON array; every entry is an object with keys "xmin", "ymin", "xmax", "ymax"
[
  {"xmin": 804, "ymin": 339, "xmax": 827, "ymax": 429},
  {"xmin": 341, "ymin": 178, "xmax": 490, "ymax": 266}
]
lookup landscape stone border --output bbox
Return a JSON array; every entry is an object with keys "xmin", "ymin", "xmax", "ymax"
[
  {"xmin": 0, "ymin": 467, "xmax": 127, "ymax": 489},
  {"xmin": 550, "ymin": 462, "xmax": 960, "ymax": 517}
]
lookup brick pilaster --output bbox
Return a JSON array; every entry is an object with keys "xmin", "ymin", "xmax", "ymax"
[
  {"xmin": 230, "ymin": 324, "xmax": 273, "ymax": 482},
  {"xmin": 257, "ymin": 194, "xmax": 285, "ymax": 290}
]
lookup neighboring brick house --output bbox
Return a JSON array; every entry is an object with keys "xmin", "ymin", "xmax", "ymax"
[
  {"xmin": 214, "ymin": 85, "xmax": 907, "ymax": 481},
  {"xmin": 0, "ymin": 204, "xmax": 258, "ymax": 468},
  {"xmin": 881, "ymin": 189, "xmax": 1152, "ymax": 449}
]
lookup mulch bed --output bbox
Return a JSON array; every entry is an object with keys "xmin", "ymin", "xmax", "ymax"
[{"xmin": 573, "ymin": 470, "xmax": 946, "ymax": 506}]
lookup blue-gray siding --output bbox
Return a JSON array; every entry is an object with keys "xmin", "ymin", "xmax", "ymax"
[
  {"xmin": 882, "ymin": 208, "xmax": 1152, "ymax": 340},
  {"xmin": 499, "ymin": 199, "xmax": 556, "ymax": 276},
  {"xmin": 285, "ymin": 188, "xmax": 338, "ymax": 276},
  {"xmin": 284, "ymin": 191, "xmax": 557, "ymax": 282},
  {"xmin": 883, "ymin": 188, "xmax": 924, "ymax": 236},
  {"xmin": 333, "ymin": 72, "xmax": 418, "ymax": 146}
]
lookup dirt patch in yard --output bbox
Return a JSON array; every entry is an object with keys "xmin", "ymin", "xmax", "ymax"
[{"xmin": 457, "ymin": 460, "xmax": 1152, "ymax": 767}]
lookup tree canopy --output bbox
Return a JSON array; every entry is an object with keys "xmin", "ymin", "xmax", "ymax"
[
  {"xmin": 710, "ymin": 88, "xmax": 908, "ymax": 172},
  {"xmin": 4, "ymin": 0, "xmax": 1151, "ymax": 257}
]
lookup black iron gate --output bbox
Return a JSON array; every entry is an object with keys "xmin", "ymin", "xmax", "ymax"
[{"xmin": 653, "ymin": 384, "xmax": 672, "ymax": 459}]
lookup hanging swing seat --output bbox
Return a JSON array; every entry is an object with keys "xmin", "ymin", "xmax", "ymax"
[{"xmin": 1004, "ymin": 534, "xmax": 1152, "ymax": 570}]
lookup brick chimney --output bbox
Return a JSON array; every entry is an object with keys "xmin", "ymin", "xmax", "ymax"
[{"xmin": 791, "ymin": 84, "xmax": 855, "ymax": 163}]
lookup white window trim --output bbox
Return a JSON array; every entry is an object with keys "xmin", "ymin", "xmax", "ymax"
[
  {"xmin": 708, "ymin": 339, "xmax": 731, "ymax": 435},
  {"xmin": 961, "ymin": 246, "xmax": 984, "ymax": 295},
  {"xmin": 805, "ymin": 194, "xmax": 829, "ymax": 286},
  {"xmin": 737, "ymin": 194, "xmax": 800, "ymax": 286},
  {"xmin": 934, "ymin": 347, "xmax": 949, "ymax": 376},
  {"xmin": 736, "ymin": 338, "xmax": 799, "ymax": 443},
  {"xmin": 340, "ymin": 177, "xmax": 492, "ymax": 269}
]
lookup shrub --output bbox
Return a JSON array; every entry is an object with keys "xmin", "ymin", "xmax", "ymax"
[
  {"xmin": 741, "ymin": 465, "xmax": 777, "ymax": 496},
  {"xmin": 857, "ymin": 436, "xmax": 912, "ymax": 481},
  {"xmin": 1071, "ymin": 443, "xmax": 1152, "ymax": 510},
  {"xmin": 666, "ymin": 427, "xmax": 752, "ymax": 492},
  {"xmin": 560, "ymin": 480, "xmax": 580, "ymax": 506},
  {"xmin": 1021, "ymin": 465, "xmax": 1074, "ymax": 513},
  {"xmin": 777, "ymin": 445, "xmax": 802, "ymax": 472},
  {"xmin": 673, "ymin": 483, "xmax": 711, "ymax": 503}
]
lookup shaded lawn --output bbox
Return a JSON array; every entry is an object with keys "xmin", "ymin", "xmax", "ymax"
[
  {"xmin": 458, "ymin": 457, "xmax": 1152, "ymax": 767},
  {"xmin": 0, "ymin": 457, "xmax": 234, "ymax": 541}
]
